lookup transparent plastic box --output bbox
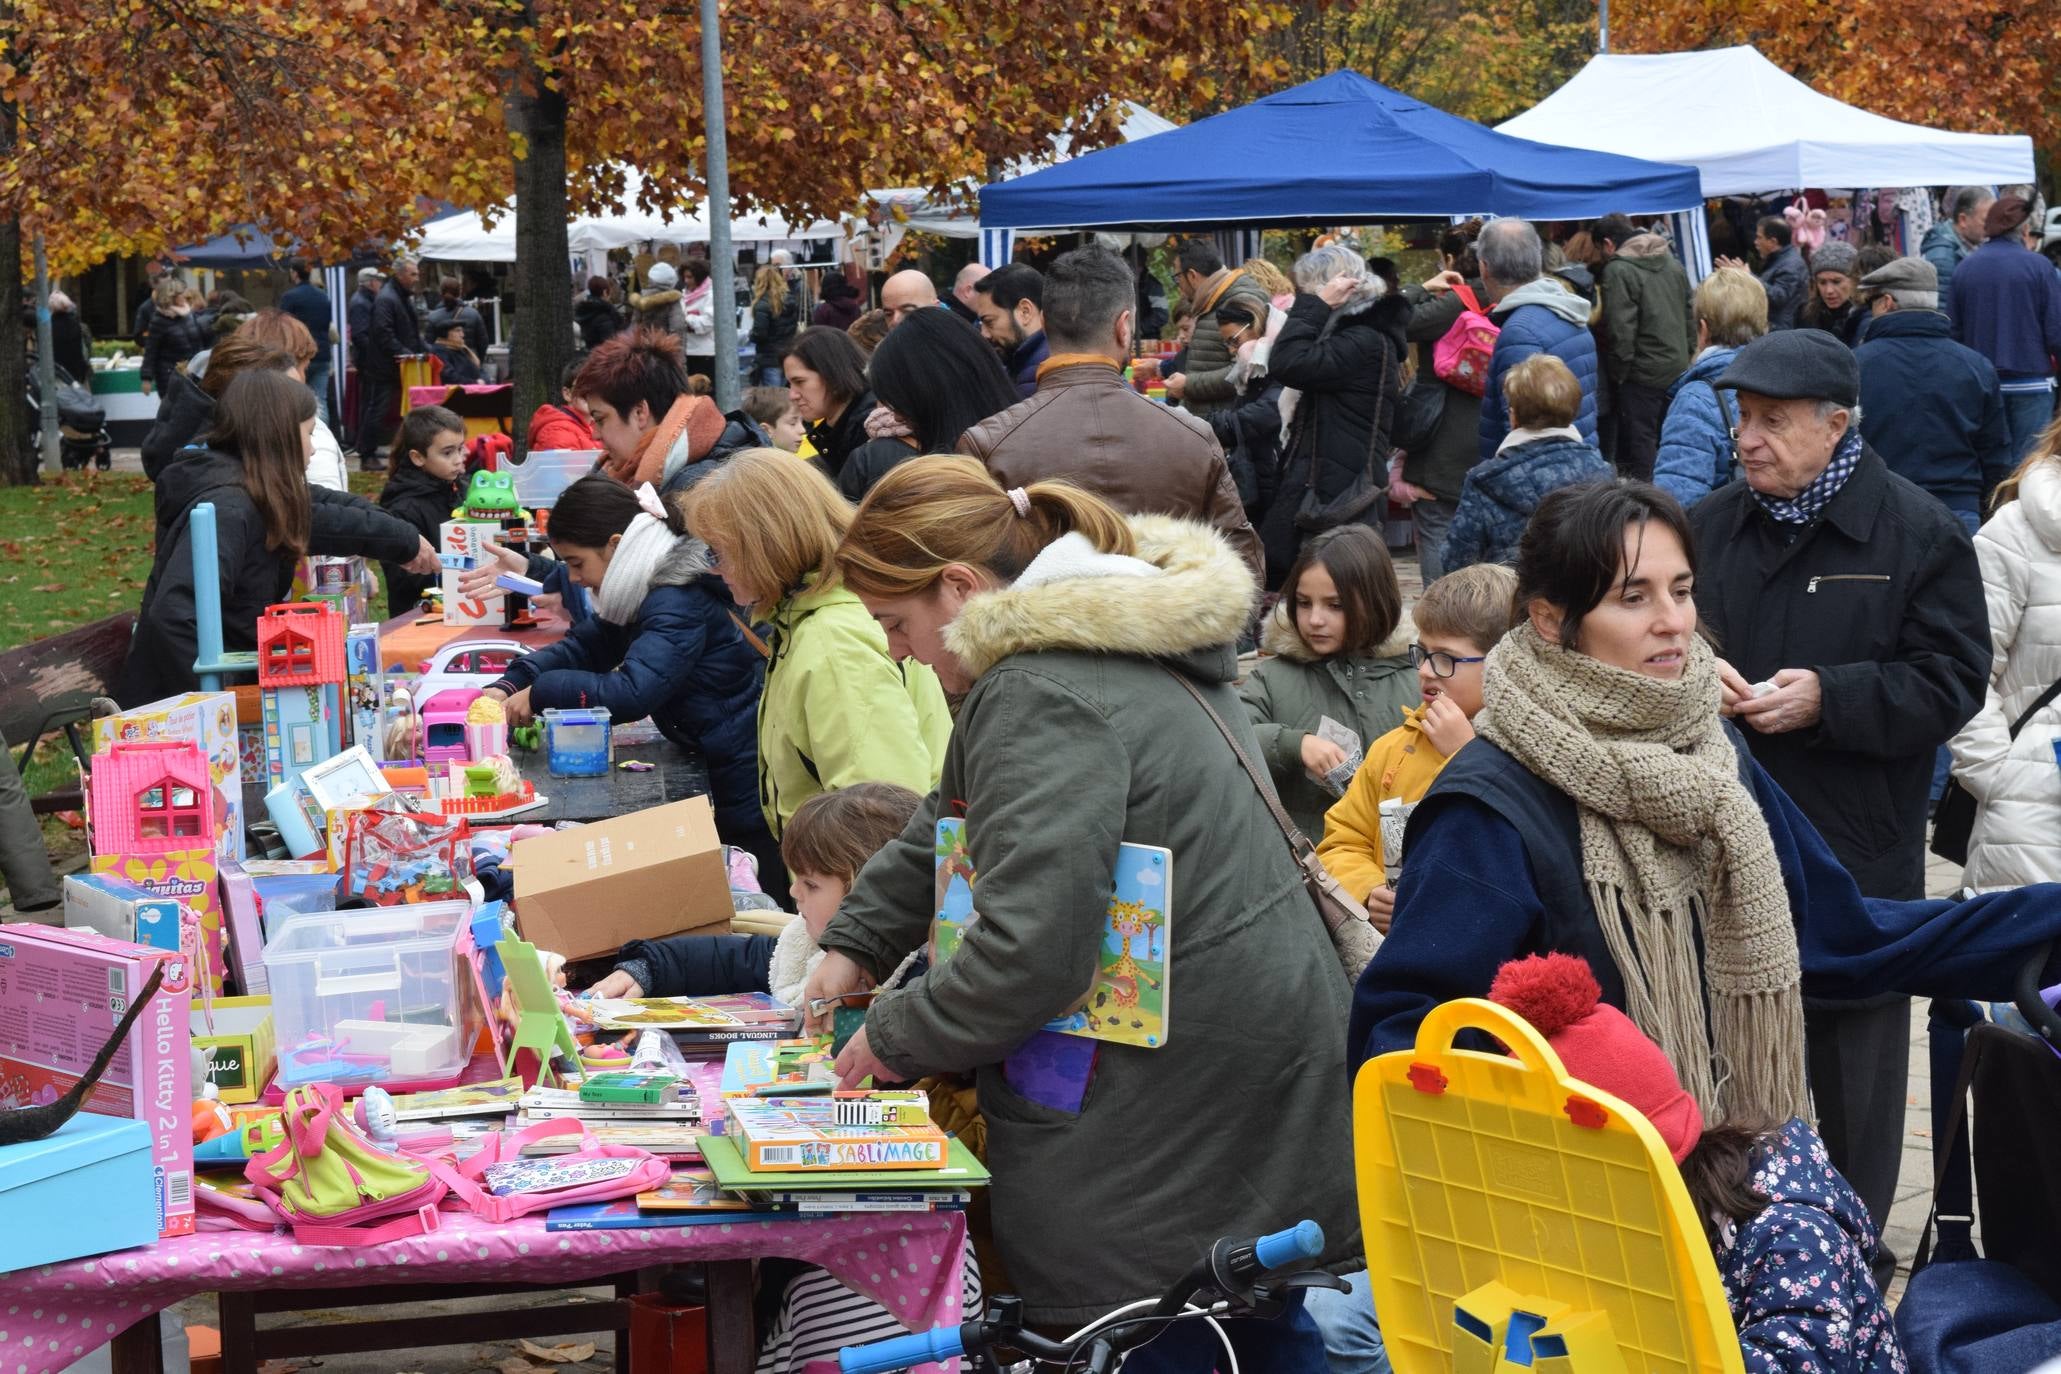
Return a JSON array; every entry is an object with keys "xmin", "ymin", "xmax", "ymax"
[
  {"xmin": 506, "ymin": 449, "xmax": 602, "ymax": 509},
  {"xmin": 544, "ymin": 706, "xmax": 612, "ymax": 777},
  {"xmin": 264, "ymin": 900, "xmax": 479, "ymax": 1087}
]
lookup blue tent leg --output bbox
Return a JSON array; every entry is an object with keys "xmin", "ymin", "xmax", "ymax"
[{"xmin": 190, "ymin": 501, "xmax": 225, "ymax": 691}]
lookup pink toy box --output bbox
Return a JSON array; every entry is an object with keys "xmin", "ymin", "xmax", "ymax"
[
  {"xmin": 0, "ymin": 922, "xmax": 195, "ymax": 1238},
  {"xmin": 86, "ymin": 740, "xmax": 226, "ymax": 996},
  {"xmin": 90, "ymin": 689, "xmax": 244, "ymax": 863},
  {"xmin": 420, "ymin": 687, "xmax": 484, "ymax": 767}
]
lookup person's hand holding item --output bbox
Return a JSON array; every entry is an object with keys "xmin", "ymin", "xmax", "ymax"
[
  {"xmin": 1319, "ymin": 273, "xmax": 1359, "ymax": 308},
  {"xmin": 1163, "ymin": 372, "xmax": 1188, "ymax": 401},
  {"xmin": 588, "ymin": 969, "xmax": 644, "ymax": 999},
  {"xmin": 800, "ymin": 950, "xmax": 874, "ymax": 1034},
  {"xmin": 1367, "ymin": 884, "xmax": 1396, "ymax": 933},
  {"xmin": 488, "ymin": 686, "xmax": 533, "ymax": 727},
  {"xmin": 1420, "ymin": 695, "xmax": 1475, "ymax": 756},
  {"xmin": 1420, "ymin": 270, "xmax": 1464, "ymax": 295},
  {"xmin": 833, "ymin": 1026, "xmax": 893, "ymax": 1090},
  {"xmin": 1734, "ymin": 668, "xmax": 1822, "ymax": 735},
  {"xmin": 1714, "ymin": 656, "xmax": 1756, "ymax": 715},
  {"xmin": 1300, "ymin": 734, "xmax": 1350, "ymax": 778},
  {"xmin": 1713, "ymin": 255, "xmax": 1748, "ymax": 272},
  {"xmin": 404, "ymin": 538, "xmax": 442, "ymax": 577},
  {"xmin": 527, "ymin": 592, "xmax": 565, "ymax": 625},
  {"xmin": 458, "ymin": 539, "xmax": 530, "ymax": 598}
]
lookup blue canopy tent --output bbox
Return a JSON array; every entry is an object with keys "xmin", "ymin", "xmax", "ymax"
[
  {"xmin": 170, "ymin": 225, "xmax": 298, "ymax": 269},
  {"xmin": 977, "ymin": 71, "xmax": 1704, "ymax": 263}
]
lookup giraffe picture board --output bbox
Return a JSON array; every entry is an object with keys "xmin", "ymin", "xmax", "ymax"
[{"xmin": 933, "ymin": 817, "xmax": 1172, "ymax": 1049}]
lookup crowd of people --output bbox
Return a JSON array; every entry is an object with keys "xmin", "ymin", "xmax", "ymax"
[{"xmin": 16, "ymin": 187, "xmax": 2059, "ymax": 1374}]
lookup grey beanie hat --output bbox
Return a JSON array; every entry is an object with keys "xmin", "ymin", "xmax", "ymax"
[{"xmin": 1810, "ymin": 241, "xmax": 1860, "ymax": 278}]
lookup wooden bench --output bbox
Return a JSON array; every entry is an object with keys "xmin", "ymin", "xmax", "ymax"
[{"xmin": 0, "ymin": 611, "xmax": 135, "ymax": 812}]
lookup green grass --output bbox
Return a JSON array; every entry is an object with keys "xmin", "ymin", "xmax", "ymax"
[{"xmin": 0, "ymin": 472, "xmax": 156, "ymax": 650}]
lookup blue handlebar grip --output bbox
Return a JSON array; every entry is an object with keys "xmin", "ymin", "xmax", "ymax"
[
  {"xmin": 1253, "ymin": 1219, "xmax": 1325, "ymax": 1272},
  {"xmin": 839, "ymin": 1327, "xmax": 965, "ymax": 1374}
]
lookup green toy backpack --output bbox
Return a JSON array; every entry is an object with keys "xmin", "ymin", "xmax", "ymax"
[{"xmin": 245, "ymin": 1083, "xmax": 448, "ymax": 1246}]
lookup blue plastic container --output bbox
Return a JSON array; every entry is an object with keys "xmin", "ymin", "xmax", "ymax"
[{"xmin": 543, "ymin": 707, "xmax": 612, "ymax": 777}]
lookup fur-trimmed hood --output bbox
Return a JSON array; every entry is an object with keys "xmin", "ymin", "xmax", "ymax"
[
  {"xmin": 1258, "ymin": 597, "xmax": 1415, "ymax": 664},
  {"xmin": 630, "ymin": 289, "xmax": 682, "ymax": 312},
  {"xmin": 651, "ymin": 536, "xmax": 716, "ymax": 588},
  {"xmin": 945, "ymin": 515, "xmax": 1258, "ymax": 681}
]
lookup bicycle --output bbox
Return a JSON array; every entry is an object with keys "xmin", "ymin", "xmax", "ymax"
[{"xmin": 839, "ymin": 1219, "xmax": 1345, "ymax": 1374}]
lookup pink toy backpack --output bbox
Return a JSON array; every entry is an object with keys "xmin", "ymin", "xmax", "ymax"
[
  {"xmin": 432, "ymin": 1117, "xmax": 670, "ymax": 1223},
  {"xmin": 245, "ymin": 1083, "xmax": 449, "ymax": 1246},
  {"xmin": 1432, "ymin": 284, "xmax": 1498, "ymax": 397}
]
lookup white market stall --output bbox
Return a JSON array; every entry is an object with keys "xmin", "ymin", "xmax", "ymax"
[{"xmin": 1497, "ymin": 46, "xmax": 2037, "ymax": 275}]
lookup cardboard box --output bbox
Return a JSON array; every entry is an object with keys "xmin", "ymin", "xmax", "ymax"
[
  {"xmin": 510, "ymin": 797, "xmax": 731, "ymax": 961},
  {"xmin": 0, "ymin": 1113, "xmax": 160, "ymax": 1274},
  {"xmin": 91, "ymin": 690, "xmax": 245, "ymax": 862},
  {"xmin": 439, "ymin": 520, "xmax": 506, "ymax": 626},
  {"xmin": 0, "ymin": 923, "xmax": 194, "ymax": 1238},
  {"xmin": 89, "ymin": 849, "xmax": 223, "ymax": 996},
  {"xmin": 192, "ymin": 996, "xmax": 276, "ymax": 1104},
  {"xmin": 346, "ymin": 623, "xmax": 388, "ymax": 760},
  {"xmin": 63, "ymin": 873, "xmax": 183, "ymax": 951}
]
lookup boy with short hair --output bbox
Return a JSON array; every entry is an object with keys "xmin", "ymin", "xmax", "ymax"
[{"xmin": 1316, "ymin": 562, "xmax": 1519, "ymax": 926}]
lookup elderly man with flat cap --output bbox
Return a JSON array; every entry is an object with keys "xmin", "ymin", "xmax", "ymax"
[
  {"xmin": 1855, "ymin": 256, "xmax": 2013, "ymax": 532},
  {"xmin": 1687, "ymin": 327, "xmax": 1990, "ymax": 1269},
  {"xmin": 1947, "ymin": 194, "xmax": 2061, "ymax": 460}
]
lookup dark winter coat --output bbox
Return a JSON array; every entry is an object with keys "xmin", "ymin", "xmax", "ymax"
[
  {"xmin": 1598, "ymin": 237, "xmax": 1695, "ymax": 389},
  {"xmin": 660, "ymin": 411, "xmax": 773, "ymax": 497},
  {"xmin": 1949, "ymin": 236, "xmax": 2061, "ymax": 380},
  {"xmin": 430, "ymin": 343, "xmax": 482, "ymax": 386},
  {"xmin": 1652, "ymin": 347, "xmax": 1743, "ymax": 510},
  {"xmin": 489, "ymin": 538, "xmax": 768, "ymax": 844},
  {"xmin": 140, "ymin": 371, "xmax": 219, "ymax": 483},
  {"xmin": 1205, "ymin": 373, "xmax": 1284, "ymax": 516},
  {"xmin": 346, "ymin": 286, "xmax": 379, "ymax": 369},
  {"xmin": 1441, "ymin": 431, "xmax": 1613, "ymax": 572},
  {"xmin": 141, "ymin": 307, "xmax": 209, "ymax": 395},
  {"xmin": 1268, "ymin": 290, "xmax": 1409, "ymax": 531},
  {"xmin": 366, "ymin": 279, "xmax": 425, "ymax": 377},
  {"xmin": 1478, "ymin": 280, "xmax": 1600, "ymax": 463},
  {"xmin": 836, "ymin": 436, "xmax": 921, "ymax": 504},
  {"xmin": 51, "ymin": 308, "xmax": 91, "ymax": 384},
  {"xmin": 574, "ymin": 295, "xmax": 625, "ymax": 350},
  {"xmin": 1759, "ymin": 244, "xmax": 1810, "ymax": 331},
  {"xmin": 1922, "ymin": 223, "xmax": 1977, "ymax": 310},
  {"xmin": 1689, "ymin": 446, "xmax": 1990, "ymax": 898},
  {"xmin": 377, "ymin": 461, "xmax": 463, "ymax": 617},
  {"xmin": 120, "ymin": 450, "xmax": 420, "ymax": 706},
  {"xmin": 428, "ymin": 300, "xmax": 488, "ymax": 358},
  {"xmin": 750, "ymin": 291, "xmax": 800, "ymax": 365},
  {"xmin": 1855, "ymin": 308, "xmax": 2014, "ymax": 513},
  {"xmin": 803, "ymin": 392, "xmax": 881, "ymax": 488},
  {"xmin": 279, "ymin": 282, "xmax": 333, "ymax": 368},
  {"xmin": 1801, "ymin": 295, "xmax": 1866, "ymax": 348},
  {"xmin": 1179, "ymin": 270, "xmax": 1274, "ymax": 416},
  {"xmin": 617, "ymin": 932, "xmax": 774, "ymax": 999},
  {"xmin": 1400, "ymin": 282, "xmax": 1488, "ymax": 502},
  {"xmin": 1002, "ymin": 330, "xmax": 1050, "ymax": 399},
  {"xmin": 811, "ymin": 295, "xmax": 862, "ymax": 332}
]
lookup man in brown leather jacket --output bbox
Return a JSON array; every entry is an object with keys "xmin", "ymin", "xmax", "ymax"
[{"xmin": 957, "ymin": 245, "xmax": 1265, "ymax": 583}]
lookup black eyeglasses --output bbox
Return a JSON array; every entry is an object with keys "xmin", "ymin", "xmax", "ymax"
[{"xmin": 1410, "ymin": 644, "xmax": 1487, "ymax": 678}]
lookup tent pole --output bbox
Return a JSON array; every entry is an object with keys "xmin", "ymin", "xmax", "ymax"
[
  {"xmin": 701, "ymin": 0, "xmax": 740, "ymax": 411},
  {"xmin": 1598, "ymin": 0, "xmax": 1608, "ymax": 52}
]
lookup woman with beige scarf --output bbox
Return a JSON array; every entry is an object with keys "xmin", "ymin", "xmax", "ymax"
[{"xmin": 1350, "ymin": 480, "xmax": 2061, "ymax": 1130}]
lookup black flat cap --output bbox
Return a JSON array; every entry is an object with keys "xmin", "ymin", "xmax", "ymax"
[{"xmin": 1716, "ymin": 329, "xmax": 1859, "ymax": 407}]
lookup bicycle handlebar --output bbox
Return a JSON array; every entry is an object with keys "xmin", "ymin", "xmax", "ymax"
[
  {"xmin": 838, "ymin": 1325, "xmax": 966, "ymax": 1374},
  {"xmin": 1250, "ymin": 1219, "xmax": 1324, "ymax": 1275}
]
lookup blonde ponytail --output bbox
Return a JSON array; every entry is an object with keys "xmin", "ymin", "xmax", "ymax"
[
  {"xmin": 1991, "ymin": 414, "xmax": 2061, "ymax": 512},
  {"xmin": 836, "ymin": 454, "xmax": 1134, "ymax": 599}
]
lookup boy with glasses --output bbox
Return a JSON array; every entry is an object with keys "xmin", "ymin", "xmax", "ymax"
[{"xmin": 1315, "ymin": 563, "xmax": 1518, "ymax": 927}]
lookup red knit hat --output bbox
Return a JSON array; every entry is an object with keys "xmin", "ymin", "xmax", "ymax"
[{"xmin": 1489, "ymin": 953, "xmax": 1704, "ymax": 1163}]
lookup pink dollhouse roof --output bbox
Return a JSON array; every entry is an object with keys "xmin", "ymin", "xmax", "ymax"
[
  {"xmin": 255, "ymin": 602, "xmax": 346, "ymax": 687},
  {"xmin": 88, "ymin": 739, "xmax": 217, "ymax": 854}
]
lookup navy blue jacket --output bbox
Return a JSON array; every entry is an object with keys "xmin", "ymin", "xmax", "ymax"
[
  {"xmin": 1856, "ymin": 309, "xmax": 2013, "ymax": 511},
  {"xmin": 489, "ymin": 540, "xmax": 766, "ymax": 841},
  {"xmin": 618, "ymin": 932, "xmax": 774, "ymax": 997},
  {"xmin": 1351, "ymin": 734, "xmax": 2061, "ymax": 1071},
  {"xmin": 1651, "ymin": 347, "xmax": 1741, "ymax": 509},
  {"xmin": 1004, "ymin": 330, "xmax": 1050, "ymax": 399},
  {"xmin": 1949, "ymin": 237, "xmax": 2061, "ymax": 379},
  {"xmin": 279, "ymin": 282, "xmax": 334, "ymax": 367},
  {"xmin": 1478, "ymin": 286, "xmax": 1599, "ymax": 463},
  {"xmin": 1441, "ymin": 433, "xmax": 1612, "ymax": 571}
]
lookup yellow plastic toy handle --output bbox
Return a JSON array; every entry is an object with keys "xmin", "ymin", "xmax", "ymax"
[{"xmin": 1412, "ymin": 997, "xmax": 1575, "ymax": 1085}]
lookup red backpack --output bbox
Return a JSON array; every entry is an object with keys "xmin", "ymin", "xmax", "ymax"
[{"xmin": 1432, "ymin": 285, "xmax": 1499, "ymax": 397}]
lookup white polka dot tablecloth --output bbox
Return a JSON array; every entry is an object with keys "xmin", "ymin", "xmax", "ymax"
[{"xmin": 0, "ymin": 1208, "xmax": 968, "ymax": 1374}]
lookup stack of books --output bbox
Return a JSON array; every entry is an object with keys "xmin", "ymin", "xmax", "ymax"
[
  {"xmin": 516, "ymin": 1080, "xmax": 704, "ymax": 1157},
  {"xmin": 581, "ymin": 993, "xmax": 801, "ymax": 1059},
  {"xmin": 543, "ymin": 1163, "xmax": 979, "ymax": 1231},
  {"xmin": 718, "ymin": 1037, "xmax": 838, "ymax": 1098}
]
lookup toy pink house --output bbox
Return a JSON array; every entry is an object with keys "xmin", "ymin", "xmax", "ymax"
[
  {"xmin": 256, "ymin": 602, "xmax": 347, "ymax": 788},
  {"xmin": 88, "ymin": 740, "xmax": 217, "ymax": 854},
  {"xmin": 420, "ymin": 687, "xmax": 483, "ymax": 767}
]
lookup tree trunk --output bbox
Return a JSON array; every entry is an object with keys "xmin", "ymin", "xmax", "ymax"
[
  {"xmin": 504, "ymin": 54, "xmax": 572, "ymax": 456},
  {"xmin": 0, "ymin": 211, "xmax": 31, "ymax": 486}
]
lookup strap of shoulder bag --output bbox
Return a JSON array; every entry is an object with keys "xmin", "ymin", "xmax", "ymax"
[
  {"xmin": 1452, "ymin": 283, "xmax": 1484, "ymax": 315},
  {"xmin": 2007, "ymin": 676, "xmax": 2061, "ymax": 739},
  {"xmin": 1163, "ymin": 667, "xmax": 1317, "ymax": 857},
  {"xmin": 728, "ymin": 610, "xmax": 772, "ymax": 660},
  {"xmin": 1911, "ymin": 1024, "xmax": 1985, "ymax": 1274}
]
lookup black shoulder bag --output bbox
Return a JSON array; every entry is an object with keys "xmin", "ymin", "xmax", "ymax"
[{"xmin": 1931, "ymin": 678, "xmax": 2061, "ymax": 864}]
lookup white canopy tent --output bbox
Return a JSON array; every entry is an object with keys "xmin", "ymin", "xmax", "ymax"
[
  {"xmin": 1497, "ymin": 46, "xmax": 2035, "ymax": 197},
  {"xmin": 413, "ymin": 169, "xmax": 845, "ymax": 262}
]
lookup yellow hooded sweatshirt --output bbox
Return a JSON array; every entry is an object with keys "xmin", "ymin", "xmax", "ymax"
[{"xmin": 1315, "ymin": 705, "xmax": 1455, "ymax": 902}]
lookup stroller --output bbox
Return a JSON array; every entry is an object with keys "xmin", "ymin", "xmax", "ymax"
[
  {"xmin": 1897, "ymin": 947, "xmax": 2061, "ymax": 1372},
  {"xmin": 27, "ymin": 361, "xmax": 113, "ymax": 471}
]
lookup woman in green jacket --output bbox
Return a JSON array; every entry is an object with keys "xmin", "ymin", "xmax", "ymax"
[
  {"xmin": 804, "ymin": 454, "xmax": 1358, "ymax": 1366},
  {"xmin": 678, "ymin": 450, "xmax": 951, "ymax": 842}
]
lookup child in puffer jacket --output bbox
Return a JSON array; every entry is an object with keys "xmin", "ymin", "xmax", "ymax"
[{"xmin": 1441, "ymin": 354, "xmax": 1612, "ymax": 572}]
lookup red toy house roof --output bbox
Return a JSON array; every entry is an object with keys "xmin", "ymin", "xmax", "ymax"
[{"xmin": 255, "ymin": 602, "xmax": 346, "ymax": 687}]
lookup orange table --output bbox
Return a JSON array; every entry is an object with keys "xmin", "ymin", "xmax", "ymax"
[{"xmin": 377, "ymin": 607, "xmax": 563, "ymax": 675}]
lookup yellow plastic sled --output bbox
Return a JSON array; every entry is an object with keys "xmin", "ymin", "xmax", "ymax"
[{"xmin": 1353, "ymin": 998, "xmax": 1746, "ymax": 1374}]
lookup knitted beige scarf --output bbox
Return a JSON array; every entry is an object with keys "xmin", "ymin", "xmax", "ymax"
[{"xmin": 1475, "ymin": 622, "xmax": 1811, "ymax": 1127}]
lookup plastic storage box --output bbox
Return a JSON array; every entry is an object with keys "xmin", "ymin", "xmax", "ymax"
[
  {"xmin": 544, "ymin": 707, "xmax": 612, "ymax": 777},
  {"xmin": 265, "ymin": 901, "xmax": 479, "ymax": 1088},
  {"xmin": 507, "ymin": 449, "xmax": 601, "ymax": 509}
]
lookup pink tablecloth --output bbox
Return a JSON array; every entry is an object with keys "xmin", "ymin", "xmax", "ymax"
[{"xmin": 0, "ymin": 1208, "xmax": 967, "ymax": 1374}]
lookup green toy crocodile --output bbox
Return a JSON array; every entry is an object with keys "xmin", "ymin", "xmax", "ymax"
[{"xmin": 455, "ymin": 469, "xmax": 527, "ymax": 520}]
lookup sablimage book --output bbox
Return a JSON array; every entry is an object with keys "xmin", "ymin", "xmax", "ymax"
[
  {"xmin": 726, "ymin": 1096, "xmax": 949, "ymax": 1172},
  {"xmin": 935, "ymin": 817, "xmax": 1172, "ymax": 1048}
]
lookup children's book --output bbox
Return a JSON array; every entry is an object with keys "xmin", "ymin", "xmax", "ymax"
[
  {"xmin": 725, "ymin": 1097, "xmax": 949, "ymax": 1172},
  {"xmin": 388, "ymin": 1077, "xmax": 524, "ymax": 1122},
  {"xmin": 519, "ymin": 1122, "xmax": 704, "ymax": 1156},
  {"xmin": 481, "ymin": 1155, "xmax": 641, "ymax": 1197},
  {"xmin": 585, "ymin": 992, "xmax": 800, "ymax": 1042},
  {"xmin": 935, "ymin": 817, "xmax": 1173, "ymax": 1049},
  {"xmin": 545, "ymin": 1197, "xmax": 791, "ymax": 1231},
  {"xmin": 636, "ymin": 1166, "xmax": 753, "ymax": 1211},
  {"xmin": 520, "ymin": 1085, "xmax": 699, "ymax": 1119},
  {"xmin": 720, "ymin": 1038, "xmax": 837, "ymax": 1098},
  {"xmin": 579, "ymin": 1070, "xmax": 687, "ymax": 1104},
  {"xmin": 699, "ymin": 1133, "xmax": 990, "ymax": 1193}
]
